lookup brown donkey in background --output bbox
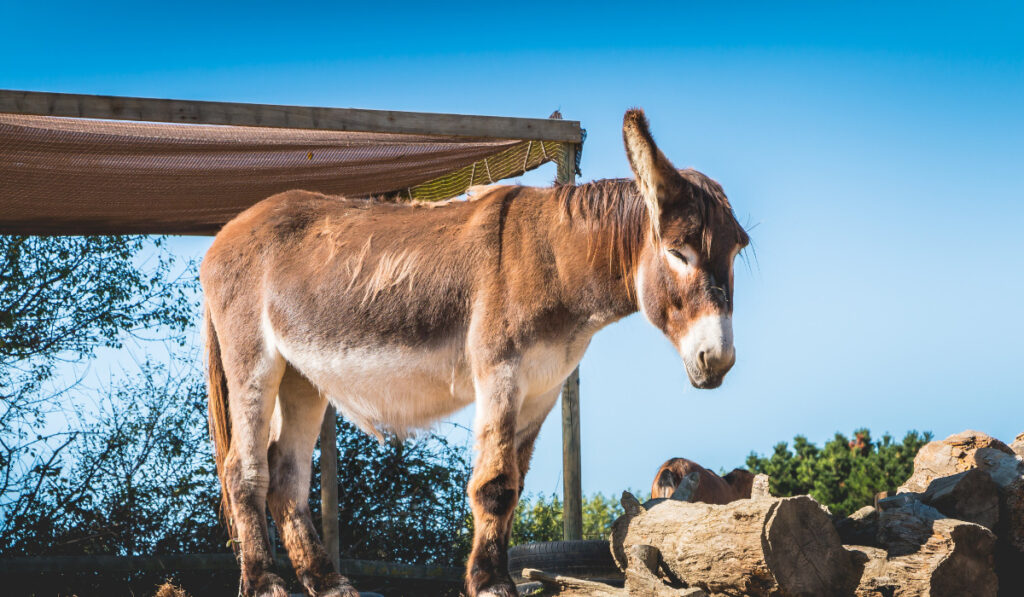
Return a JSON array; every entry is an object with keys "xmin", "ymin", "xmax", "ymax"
[{"xmin": 201, "ymin": 109, "xmax": 749, "ymax": 597}]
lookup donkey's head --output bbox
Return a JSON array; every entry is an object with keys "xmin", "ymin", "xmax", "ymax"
[{"xmin": 624, "ymin": 109, "xmax": 749, "ymax": 389}]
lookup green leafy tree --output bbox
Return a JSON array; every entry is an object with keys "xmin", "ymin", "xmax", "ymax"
[
  {"xmin": 746, "ymin": 428, "xmax": 932, "ymax": 517},
  {"xmin": 0, "ymin": 235, "xmax": 197, "ymax": 545},
  {"xmin": 310, "ymin": 419, "xmax": 474, "ymax": 568},
  {"xmin": 510, "ymin": 491, "xmax": 648, "ymax": 545},
  {"xmin": 511, "ymin": 493, "xmax": 564, "ymax": 545},
  {"xmin": 582, "ymin": 493, "xmax": 623, "ymax": 541}
]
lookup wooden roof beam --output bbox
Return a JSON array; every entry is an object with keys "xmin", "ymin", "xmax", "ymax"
[{"xmin": 0, "ymin": 89, "xmax": 584, "ymax": 143}]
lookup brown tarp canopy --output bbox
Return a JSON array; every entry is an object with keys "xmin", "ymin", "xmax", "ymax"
[{"xmin": 0, "ymin": 113, "xmax": 572, "ymax": 235}]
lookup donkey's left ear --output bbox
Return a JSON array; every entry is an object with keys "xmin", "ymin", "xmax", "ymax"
[{"xmin": 623, "ymin": 108, "xmax": 684, "ymax": 237}]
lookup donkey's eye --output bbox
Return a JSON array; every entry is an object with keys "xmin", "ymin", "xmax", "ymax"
[{"xmin": 667, "ymin": 249, "xmax": 689, "ymax": 265}]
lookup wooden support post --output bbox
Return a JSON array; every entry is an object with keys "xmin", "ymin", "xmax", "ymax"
[
  {"xmin": 320, "ymin": 404, "xmax": 340, "ymax": 573},
  {"xmin": 561, "ymin": 367, "xmax": 582, "ymax": 540},
  {"xmin": 558, "ymin": 143, "xmax": 583, "ymax": 541}
]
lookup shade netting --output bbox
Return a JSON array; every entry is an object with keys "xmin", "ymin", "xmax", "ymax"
[{"xmin": 0, "ymin": 114, "xmax": 573, "ymax": 235}]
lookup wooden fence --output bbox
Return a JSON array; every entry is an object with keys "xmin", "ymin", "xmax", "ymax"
[{"xmin": 0, "ymin": 554, "xmax": 463, "ymax": 583}]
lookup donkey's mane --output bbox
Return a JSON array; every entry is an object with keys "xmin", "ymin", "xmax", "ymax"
[
  {"xmin": 554, "ymin": 178, "xmax": 647, "ymax": 294},
  {"xmin": 552, "ymin": 170, "xmax": 747, "ymax": 294}
]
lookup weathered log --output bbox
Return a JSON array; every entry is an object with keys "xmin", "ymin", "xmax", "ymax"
[
  {"xmin": 848, "ymin": 518, "xmax": 997, "ymax": 596},
  {"xmin": 624, "ymin": 545, "xmax": 708, "ymax": 596},
  {"xmin": 920, "ymin": 469, "xmax": 1000, "ymax": 530},
  {"xmin": 896, "ymin": 430, "xmax": 1024, "ymax": 594},
  {"xmin": 878, "ymin": 500, "xmax": 953, "ymax": 554},
  {"xmin": 1012, "ymin": 432, "xmax": 1024, "ymax": 460},
  {"xmin": 898, "ymin": 430, "xmax": 1015, "ymax": 494},
  {"xmin": 750, "ymin": 473, "xmax": 772, "ymax": 499},
  {"xmin": 611, "ymin": 492, "xmax": 859, "ymax": 596},
  {"xmin": 522, "ymin": 568, "xmax": 621, "ymax": 597},
  {"xmin": 524, "ymin": 555, "xmax": 710, "ymax": 597},
  {"xmin": 852, "ymin": 497, "xmax": 999, "ymax": 596},
  {"xmin": 835, "ymin": 505, "xmax": 878, "ymax": 546}
]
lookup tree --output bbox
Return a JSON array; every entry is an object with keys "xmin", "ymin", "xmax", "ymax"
[
  {"xmin": 510, "ymin": 491, "xmax": 647, "ymax": 545},
  {"xmin": 0, "ymin": 360, "xmax": 231, "ymax": 595},
  {"xmin": 0, "ymin": 235, "xmax": 198, "ymax": 546},
  {"xmin": 511, "ymin": 493, "xmax": 563, "ymax": 545},
  {"xmin": 746, "ymin": 428, "xmax": 932, "ymax": 517},
  {"xmin": 310, "ymin": 418, "xmax": 474, "ymax": 568}
]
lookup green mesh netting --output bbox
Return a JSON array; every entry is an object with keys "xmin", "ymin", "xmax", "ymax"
[{"xmin": 402, "ymin": 140, "xmax": 573, "ymax": 201}]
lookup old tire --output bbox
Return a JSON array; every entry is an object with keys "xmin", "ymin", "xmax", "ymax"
[{"xmin": 508, "ymin": 540, "xmax": 623, "ymax": 583}]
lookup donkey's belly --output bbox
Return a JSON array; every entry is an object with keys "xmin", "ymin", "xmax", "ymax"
[
  {"xmin": 273, "ymin": 331, "xmax": 592, "ymax": 438},
  {"xmin": 276, "ymin": 338, "xmax": 477, "ymax": 437}
]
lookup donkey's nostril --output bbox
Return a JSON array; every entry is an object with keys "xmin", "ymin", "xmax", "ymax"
[{"xmin": 698, "ymin": 350, "xmax": 708, "ymax": 370}]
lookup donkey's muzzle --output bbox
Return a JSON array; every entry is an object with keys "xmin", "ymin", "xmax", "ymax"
[
  {"xmin": 678, "ymin": 313, "xmax": 735, "ymax": 389},
  {"xmin": 691, "ymin": 346, "xmax": 736, "ymax": 389}
]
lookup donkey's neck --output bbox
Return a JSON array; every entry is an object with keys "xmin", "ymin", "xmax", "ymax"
[{"xmin": 546, "ymin": 179, "xmax": 647, "ymax": 322}]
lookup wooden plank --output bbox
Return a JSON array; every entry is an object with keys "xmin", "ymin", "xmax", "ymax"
[
  {"xmin": 320, "ymin": 404, "xmax": 341, "ymax": 573},
  {"xmin": 0, "ymin": 89, "xmax": 583, "ymax": 143},
  {"xmin": 558, "ymin": 143, "xmax": 583, "ymax": 541},
  {"xmin": 0, "ymin": 554, "xmax": 463, "ymax": 581}
]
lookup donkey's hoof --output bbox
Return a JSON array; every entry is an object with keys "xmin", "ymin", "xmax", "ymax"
[
  {"xmin": 301, "ymin": 570, "xmax": 359, "ymax": 597},
  {"xmin": 252, "ymin": 572, "xmax": 289, "ymax": 597}
]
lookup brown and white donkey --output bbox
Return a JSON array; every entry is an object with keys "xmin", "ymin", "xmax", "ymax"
[{"xmin": 201, "ymin": 109, "xmax": 749, "ymax": 597}]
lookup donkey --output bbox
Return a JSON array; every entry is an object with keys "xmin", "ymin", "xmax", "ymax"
[
  {"xmin": 650, "ymin": 457, "xmax": 755, "ymax": 504},
  {"xmin": 201, "ymin": 108, "xmax": 749, "ymax": 597}
]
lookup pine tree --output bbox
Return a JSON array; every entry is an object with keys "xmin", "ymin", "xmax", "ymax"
[{"xmin": 746, "ymin": 428, "xmax": 932, "ymax": 517}]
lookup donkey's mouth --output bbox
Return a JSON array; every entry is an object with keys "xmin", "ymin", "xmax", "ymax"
[
  {"xmin": 683, "ymin": 360, "xmax": 727, "ymax": 389},
  {"xmin": 689, "ymin": 372, "xmax": 725, "ymax": 390}
]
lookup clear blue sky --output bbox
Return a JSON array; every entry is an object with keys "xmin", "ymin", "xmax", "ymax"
[{"xmin": 4, "ymin": 2, "xmax": 1022, "ymax": 497}]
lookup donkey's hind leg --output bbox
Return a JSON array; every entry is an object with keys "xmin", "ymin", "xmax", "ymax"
[
  {"xmin": 267, "ymin": 367, "xmax": 356, "ymax": 597},
  {"xmin": 219, "ymin": 333, "xmax": 288, "ymax": 597}
]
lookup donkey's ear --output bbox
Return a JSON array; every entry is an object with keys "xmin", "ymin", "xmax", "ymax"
[{"xmin": 623, "ymin": 108, "xmax": 683, "ymax": 237}]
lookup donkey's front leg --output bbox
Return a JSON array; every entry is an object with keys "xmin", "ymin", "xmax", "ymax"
[{"xmin": 466, "ymin": 363, "xmax": 524, "ymax": 597}]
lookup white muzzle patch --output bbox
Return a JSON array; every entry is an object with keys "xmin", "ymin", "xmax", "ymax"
[{"xmin": 677, "ymin": 313, "xmax": 735, "ymax": 385}]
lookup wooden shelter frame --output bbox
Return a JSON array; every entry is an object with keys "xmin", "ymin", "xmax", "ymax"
[{"xmin": 0, "ymin": 89, "xmax": 587, "ymax": 573}]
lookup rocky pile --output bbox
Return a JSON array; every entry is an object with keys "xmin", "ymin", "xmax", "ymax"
[{"xmin": 525, "ymin": 430, "xmax": 1024, "ymax": 597}]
